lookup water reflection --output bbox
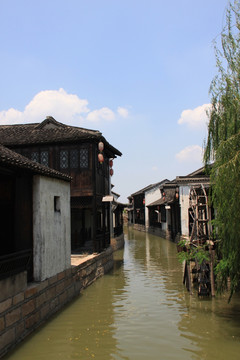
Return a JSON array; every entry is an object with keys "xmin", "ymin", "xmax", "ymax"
[{"xmin": 4, "ymin": 227, "xmax": 240, "ymax": 360}]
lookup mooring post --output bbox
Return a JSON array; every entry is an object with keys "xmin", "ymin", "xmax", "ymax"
[{"xmin": 210, "ymin": 246, "xmax": 215, "ymax": 297}]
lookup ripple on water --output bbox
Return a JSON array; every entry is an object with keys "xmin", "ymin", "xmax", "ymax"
[{"xmin": 4, "ymin": 229, "xmax": 240, "ymax": 360}]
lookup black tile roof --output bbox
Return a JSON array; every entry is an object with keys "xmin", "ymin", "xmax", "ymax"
[
  {"xmin": 0, "ymin": 144, "xmax": 71, "ymax": 181},
  {"xmin": 0, "ymin": 116, "xmax": 122, "ymax": 157},
  {"xmin": 131, "ymin": 179, "xmax": 169, "ymax": 197},
  {"xmin": 147, "ymin": 169, "xmax": 211, "ymax": 208}
]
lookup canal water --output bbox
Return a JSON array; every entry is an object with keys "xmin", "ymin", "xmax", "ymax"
[{"xmin": 4, "ymin": 227, "xmax": 240, "ymax": 360}]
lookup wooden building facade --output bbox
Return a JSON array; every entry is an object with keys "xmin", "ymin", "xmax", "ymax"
[
  {"xmin": 147, "ymin": 180, "xmax": 181, "ymax": 241},
  {"xmin": 0, "ymin": 144, "xmax": 71, "ymax": 282},
  {"xmin": 0, "ymin": 116, "xmax": 122, "ymax": 253}
]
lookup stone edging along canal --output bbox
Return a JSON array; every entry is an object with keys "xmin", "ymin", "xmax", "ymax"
[{"xmin": 0, "ymin": 234, "xmax": 124, "ymax": 358}]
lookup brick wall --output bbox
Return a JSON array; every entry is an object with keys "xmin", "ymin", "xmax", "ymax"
[{"xmin": 0, "ymin": 247, "xmax": 113, "ymax": 358}]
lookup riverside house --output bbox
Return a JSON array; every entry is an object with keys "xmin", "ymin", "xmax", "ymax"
[
  {"xmin": 0, "ymin": 144, "xmax": 116, "ymax": 358},
  {"xmin": 0, "ymin": 144, "xmax": 71, "ymax": 284},
  {"xmin": 175, "ymin": 166, "xmax": 212, "ymax": 242},
  {"xmin": 0, "ymin": 116, "xmax": 122, "ymax": 253},
  {"xmin": 147, "ymin": 179, "xmax": 181, "ymax": 241},
  {"xmin": 147, "ymin": 167, "xmax": 212, "ymax": 242},
  {"xmin": 128, "ymin": 180, "xmax": 169, "ymax": 232}
]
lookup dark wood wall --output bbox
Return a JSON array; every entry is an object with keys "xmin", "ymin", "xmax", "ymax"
[
  {"xmin": 0, "ymin": 171, "xmax": 32, "ymax": 255},
  {"xmin": 13, "ymin": 143, "xmax": 95, "ymax": 197}
]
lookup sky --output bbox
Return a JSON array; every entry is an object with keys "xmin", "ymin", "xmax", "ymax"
[{"xmin": 0, "ymin": 0, "xmax": 230, "ymax": 202}]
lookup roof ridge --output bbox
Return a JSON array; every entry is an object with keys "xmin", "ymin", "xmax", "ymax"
[{"xmin": 35, "ymin": 116, "xmax": 66, "ymax": 129}]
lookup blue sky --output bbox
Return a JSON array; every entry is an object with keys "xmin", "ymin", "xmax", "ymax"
[{"xmin": 0, "ymin": 0, "xmax": 229, "ymax": 202}]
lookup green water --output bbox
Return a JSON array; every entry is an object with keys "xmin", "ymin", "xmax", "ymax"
[{"xmin": 4, "ymin": 227, "xmax": 240, "ymax": 360}]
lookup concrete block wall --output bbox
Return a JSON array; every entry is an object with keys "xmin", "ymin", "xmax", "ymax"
[{"xmin": 0, "ymin": 247, "xmax": 113, "ymax": 358}]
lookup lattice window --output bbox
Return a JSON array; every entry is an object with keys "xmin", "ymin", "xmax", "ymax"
[
  {"xmin": 80, "ymin": 148, "xmax": 88, "ymax": 168},
  {"xmin": 70, "ymin": 149, "xmax": 78, "ymax": 168},
  {"xmin": 40, "ymin": 151, "xmax": 49, "ymax": 166},
  {"xmin": 31, "ymin": 152, "xmax": 39, "ymax": 163},
  {"xmin": 60, "ymin": 150, "xmax": 69, "ymax": 169}
]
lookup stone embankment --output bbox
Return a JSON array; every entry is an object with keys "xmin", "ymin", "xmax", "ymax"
[{"xmin": 0, "ymin": 235, "xmax": 124, "ymax": 358}]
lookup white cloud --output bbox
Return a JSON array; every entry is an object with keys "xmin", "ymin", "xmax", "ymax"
[
  {"xmin": 178, "ymin": 104, "xmax": 211, "ymax": 130},
  {"xmin": 0, "ymin": 108, "xmax": 24, "ymax": 124},
  {"xmin": 176, "ymin": 145, "xmax": 203, "ymax": 164},
  {"xmin": 152, "ymin": 166, "xmax": 158, "ymax": 171},
  {"xmin": 86, "ymin": 107, "xmax": 115, "ymax": 122},
  {"xmin": 117, "ymin": 107, "xmax": 129, "ymax": 118},
  {"xmin": 0, "ymin": 88, "xmax": 128, "ymax": 125},
  {"xmin": 0, "ymin": 88, "xmax": 89, "ymax": 125}
]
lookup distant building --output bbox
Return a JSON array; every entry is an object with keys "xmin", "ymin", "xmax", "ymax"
[
  {"xmin": 147, "ymin": 167, "xmax": 212, "ymax": 242},
  {"xmin": 128, "ymin": 180, "xmax": 169, "ymax": 232},
  {"xmin": 111, "ymin": 190, "xmax": 125, "ymax": 237},
  {"xmin": 176, "ymin": 166, "xmax": 212, "ymax": 242}
]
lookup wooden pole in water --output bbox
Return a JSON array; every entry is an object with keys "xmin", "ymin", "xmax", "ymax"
[
  {"xmin": 187, "ymin": 263, "xmax": 192, "ymax": 295},
  {"xmin": 183, "ymin": 261, "xmax": 192, "ymax": 295},
  {"xmin": 210, "ymin": 246, "xmax": 215, "ymax": 297},
  {"xmin": 183, "ymin": 261, "xmax": 187, "ymax": 285}
]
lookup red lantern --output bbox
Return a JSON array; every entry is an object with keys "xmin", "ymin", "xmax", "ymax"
[
  {"xmin": 98, "ymin": 142, "xmax": 104, "ymax": 152},
  {"xmin": 109, "ymin": 159, "xmax": 113, "ymax": 168},
  {"xmin": 98, "ymin": 153, "xmax": 104, "ymax": 164},
  {"xmin": 110, "ymin": 168, "xmax": 114, "ymax": 176}
]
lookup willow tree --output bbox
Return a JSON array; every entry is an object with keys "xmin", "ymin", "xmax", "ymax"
[{"xmin": 204, "ymin": 0, "xmax": 240, "ymax": 299}]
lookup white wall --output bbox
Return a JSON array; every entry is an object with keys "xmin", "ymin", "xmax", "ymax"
[
  {"xmin": 179, "ymin": 185, "xmax": 190, "ymax": 238},
  {"xmin": 145, "ymin": 186, "xmax": 161, "ymax": 228},
  {"xmin": 33, "ymin": 175, "xmax": 71, "ymax": 281}
]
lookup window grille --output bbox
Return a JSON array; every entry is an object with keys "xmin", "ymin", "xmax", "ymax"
[
  {"xmin": 80, "ymin": 148, "xmax": 88, "ymax": 168},
  {"xmin": 31, "ymin": 152, "xmax": 39, "ymax": 163},
  {"xmin": 40, "ymin": 151, "xmax": 49, "ymax": 166},
  {"xmin": 60, "ymin": 150, "xmax": 68, "ymax": 169},
  {"xmin": 70, "ymin": 149, "xmax": 78, "ymax": 168}
]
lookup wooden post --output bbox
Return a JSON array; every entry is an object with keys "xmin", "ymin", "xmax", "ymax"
[
  {"xmin": 210, "ymin": 247, "xmax": 215, "ymax": 297},
  {"xmin": 187, "ymin": 263, "xmax": 192, "ymax": 295},
  {"xmin": 183, "ymin": 261, "xmax": 192, "ymax": 295},
  {"xmin": 183, "ymin": 261, "xmax": 187, "ymax": 285}
]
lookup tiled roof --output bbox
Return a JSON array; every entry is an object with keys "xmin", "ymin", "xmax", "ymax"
[
  {"xmin": 175, "ymin": 165, "xmax": 211, "ymax": 184},
  {"xmin": 131, "ymin": 179, "xmax": 169, "ymax": 197},
  {"xmin": 147, "ymin": 188, "xmax": 176, "ymax": 207},
  {"xmin": 175, "ymin": 176, "xmax": 210, "ymax": 184},
  {"xmin": 0, "ymin": 144, "xmax": 71, "ymax": 181},
  {"xmin": 0, "ymin": 116, "xmax": 122, "ymax": 156},
  {"xmin": 147, "ymin": 198, "xmax": 164, "ymax": 207}
]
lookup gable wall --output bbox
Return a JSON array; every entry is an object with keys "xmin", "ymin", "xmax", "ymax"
[
  {"xmin": 32, "ymin": 175, "xmax": 71, "ymax": 281},
  {"xmin": 145, "ymin": 186, "xmax": 161, "ymax": 229}
]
